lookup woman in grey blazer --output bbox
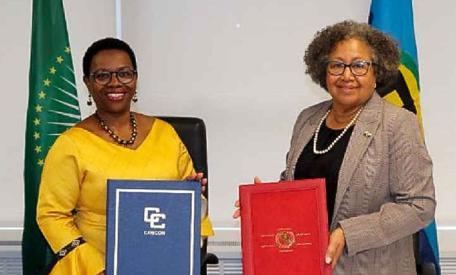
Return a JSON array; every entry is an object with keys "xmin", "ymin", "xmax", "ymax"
[{"xmin": 280, "ymin": 20, "xmax": 435, "ymax": 274}]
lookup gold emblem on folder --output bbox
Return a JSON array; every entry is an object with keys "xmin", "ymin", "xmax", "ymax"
[
  {"xmin": 260, "ymin": 228, "xmax": 312, "ymax": 252},
  {"xmin": 275, "ymin": 230, "xmax": 296, "ymax": 249}
]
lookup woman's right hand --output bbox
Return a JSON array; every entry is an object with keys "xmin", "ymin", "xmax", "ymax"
[{"xmin": 232, "ymin": 176, "xmax": 262, "ymax": 218}]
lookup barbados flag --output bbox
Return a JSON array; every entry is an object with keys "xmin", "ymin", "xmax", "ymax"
[{"xmin": 369, "ymin": 0, "xmax": 440, "ymax": 274}]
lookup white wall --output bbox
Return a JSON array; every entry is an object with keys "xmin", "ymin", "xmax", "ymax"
[
  {"xmin": 414, "ymin": 1, "xmax": 456, "ymax": 253},
  {"xmin": 0, "ymin": 0, "xmax": 31, "ymax": 225},
  {"xmin": 122, "ymin": 0, "xmax": 369, "ymax": 225},
  {"xmin": 1, "ymin": 0, "xmax": 455, "ymax": 254},
  {"xmin": 0, "ymin": 0, "xmax": 115, "ymax": 226}
]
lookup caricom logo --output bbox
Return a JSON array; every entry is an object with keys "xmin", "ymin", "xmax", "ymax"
[{"xmin": 143, "ymin": 207, "xmax": 166, "ymax": 236}]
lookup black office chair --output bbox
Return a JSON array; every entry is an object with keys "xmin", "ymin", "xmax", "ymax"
[{"xmin": 158, "ymin": 116, "xmax": 219, "ymax": 275}]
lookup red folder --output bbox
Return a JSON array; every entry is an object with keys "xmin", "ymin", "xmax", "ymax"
[{"xmin": 240, "ymin": 179, "xmax": 331, "ymax": 275}]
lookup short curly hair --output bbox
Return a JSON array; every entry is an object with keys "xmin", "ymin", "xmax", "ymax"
[
  {"xmin": 82, "ymin": 37, "xmax": 137, "ymax": 77},
  {"xmin": 304, "ymin": 20, "xmax": 400, "ymax": 91}
]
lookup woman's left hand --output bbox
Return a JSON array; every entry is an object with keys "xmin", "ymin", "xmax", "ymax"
[
  {"xmin": 325, "ymin": 227, "xmax": 346, "ymax": 269},
  {"xmin": 186, "ymin": 172, "xmax": 207, "ymax": 193}
]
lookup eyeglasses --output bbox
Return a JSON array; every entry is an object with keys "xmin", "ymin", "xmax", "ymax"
[
  {"xmin": 326, "ymin": 60, "xmax": 374, "ymax": 76},
  {"xmin": 89, "ymin": 68, "xmax": 137, "ymax": 85}
]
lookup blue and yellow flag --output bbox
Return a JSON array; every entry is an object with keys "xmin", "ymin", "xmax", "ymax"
[{"xmin": 369, "ymin": 0, "xmax": 440, "ymax": 274}]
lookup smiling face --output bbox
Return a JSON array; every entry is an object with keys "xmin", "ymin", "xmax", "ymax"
[
  {"xmin": 325, "ymin": 38, "xmax": 376, "ymax": 111},
  {"xmin": 84, "ymin": 49, "xmax": 137, "ymax": 115}
]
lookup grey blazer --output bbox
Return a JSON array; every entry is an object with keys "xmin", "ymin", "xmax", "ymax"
[{"xmin": 282, "ymin": 93, "xmax": 436, "ymax": 275}]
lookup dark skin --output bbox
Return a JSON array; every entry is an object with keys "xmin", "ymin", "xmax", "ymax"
[
  {"xmin": 78, "ymin": 48, "xmax": 208, "ymax": 189},
  {"xmin": 79, "ymin": 49, "xmax": 207, "ymax": 275},
  {"xmin": 78, "ymin": 49, "xmax": 154, "ymax": 149},
  {"xmin": 76, "ymin": 112, "xmax": 155, "ymax": 150}
]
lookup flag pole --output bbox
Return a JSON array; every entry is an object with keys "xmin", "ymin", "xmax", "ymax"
[{"xmin": 116, "ymin": 0, "xmax": 122, "ymax": 39}]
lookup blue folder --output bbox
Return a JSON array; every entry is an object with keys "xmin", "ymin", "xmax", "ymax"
[{"xmin": 106, "ymin": 180, "xmax": 201, "ymax": 275}]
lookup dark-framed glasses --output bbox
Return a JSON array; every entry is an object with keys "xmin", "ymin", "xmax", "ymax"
[
  {"xmin": 89, "ymin": 68, "xmax": 137, "ymax": 85},
  {"xmin": 326, "ymin": 60, "xmax": 374, "ymax": 76}
]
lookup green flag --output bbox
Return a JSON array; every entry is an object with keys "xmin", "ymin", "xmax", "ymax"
[{"xmin": 23, "ymin": 0, "xmax": 80, "ymax": 273}]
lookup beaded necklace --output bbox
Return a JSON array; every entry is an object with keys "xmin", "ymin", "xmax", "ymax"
[
  {"xmin": 313, "ymin": 107, "xmax": 363, "ymax": 154},
  {"xmin": 95, "ymin": 112, "xmax": 138, "ymax": 146}
]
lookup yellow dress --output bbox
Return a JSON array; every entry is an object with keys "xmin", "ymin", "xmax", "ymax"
[{"xmin": 37, "ymin": 118, "xmax": 214, "ymax": 275}]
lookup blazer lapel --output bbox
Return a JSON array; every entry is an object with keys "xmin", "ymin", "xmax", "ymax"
[{"xmin": 331, "ymin": 93, "xmax": 383, "ymax": 228}]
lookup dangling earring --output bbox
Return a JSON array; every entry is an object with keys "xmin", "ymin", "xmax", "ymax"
[
  {"xmin": 87, "ymin": 94, "xmax": 93, "ymax": 106},
  {"xmin": 132, "ymin": 92, "xmax": 138, "ymax": 103}
]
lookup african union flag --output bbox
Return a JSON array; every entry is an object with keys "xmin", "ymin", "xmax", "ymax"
[
  {"xmin": 23, "ymin": 0, "xmax": 80, "ymax": 274},
  {"xmin": 369, "ymin": 0, "xmax": 440, "ymax": 274}
]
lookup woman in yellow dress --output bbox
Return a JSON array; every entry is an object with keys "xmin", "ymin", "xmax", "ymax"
[{"xmin": 36, "ymin": 37, "xmax": 213, "ymax": 274}]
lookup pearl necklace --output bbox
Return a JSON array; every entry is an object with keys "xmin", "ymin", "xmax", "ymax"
[
  {"xmin": 313, "ymin": 107, "xmax": 363, "ymax": 154},
  {"xmin": 95, "ymin": 112, "xmax": 138, "ymax": 146}
]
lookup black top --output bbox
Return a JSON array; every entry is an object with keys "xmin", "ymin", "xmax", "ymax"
[{"xmin": 294, "ymin": 121, "xmax": 354, "ymax": 225}]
